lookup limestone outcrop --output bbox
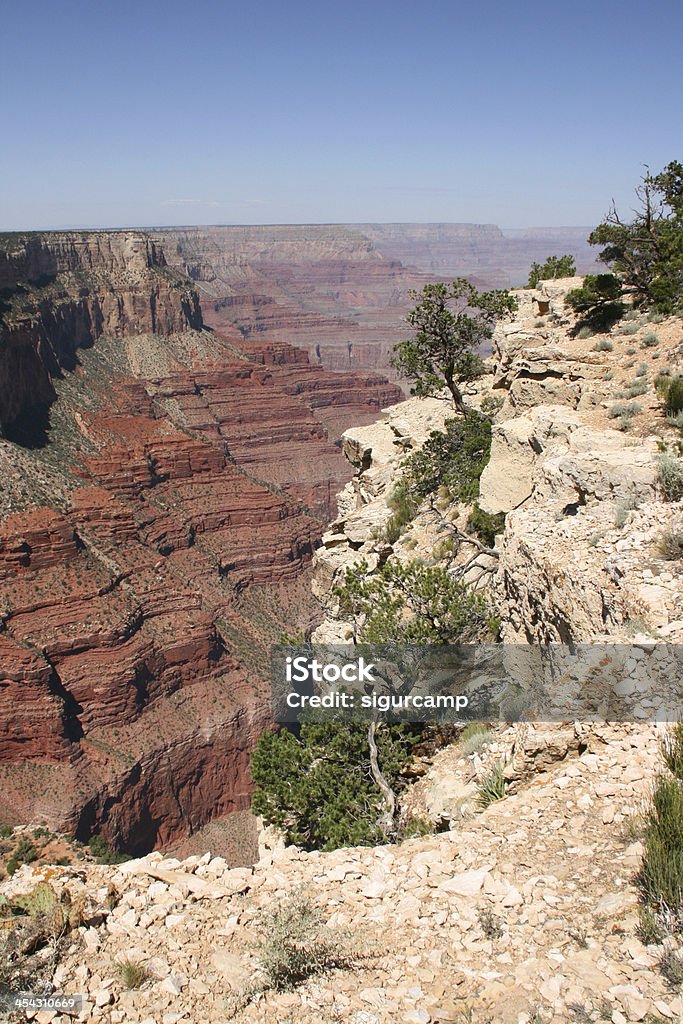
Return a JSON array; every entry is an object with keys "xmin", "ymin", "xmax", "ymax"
[{"xmin": 477, "ymin": 277, "xmax": 683, "ymax": 642}]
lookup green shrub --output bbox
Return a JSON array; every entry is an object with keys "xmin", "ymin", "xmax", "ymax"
[
  {"xmin": 642, "ymin": 332, "xmax": 660, "ymax": 348},
  {"xmin": 403, "ymin": 412, "xmax": 493, "ymax": 504},
  {"xmin": 527, "ymin": 254, "xmax": 576, "ymax": 287},
  {"xmin": 251, "ymin": 720, "xmax": 422, "ymax": 851},
  {"xmin": 7, "ymin": 836, "xmax": 38, "ymax": 875},
  {"xmin": 88, "ymin": 835, "xmax": 130, "ymax": 865},
  {"xmin": 336, "ymin": 557, "xmax": 492, "ymax": 645},
  {"xmin": 638, "ymin": 769, "xmax": 683, "ymax": 911},
  {"xmin": 658, "ymin": 377, "xmax": 683, "ymax": 416},
  {"xmin": 636, "ymin": 362, "xmax": 649, "ymax": 377},
  {"xmin": 566, "ymin": 274, "xmax": 624, "ymax": 334},
  {"xmin": 382, "ymin": 480, "xmax": 419, "ymax": 542},
  {"xmin": 593, "ymin": 338, "xmax": 614, "ymax": 351},
  {"xmin": 619, "ymin": 323, "xmax": 640, "ymax": 335},
  {"xmin": 466, "ymin": 504, "xmax": 505, "ymax": 547}
]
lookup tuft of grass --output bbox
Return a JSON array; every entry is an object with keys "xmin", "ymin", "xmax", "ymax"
[
  {"xmin": 593, "ymin": 338, "xmax": 614, "ymax": 351},
  {"xmin": 477, "ymin": 762, "xmax": 506, "ymax": 807},
  {"xmin": 615, "ymin": 495, "xmax": 640, "ymax": 528},
  {"xmin": 568, "ymin": 927, "xmax": 589, "ymax": 949},
  {"xmin": 255, "ymin": 891, "xmax": 364, "ymax": 992},
  {"xmin": 608, "ymin": 400, "xmax": 642, "ymax": 420},
  {"xmin": 642, "ymin": 332, "xmax": 660, "ymax": 348},
  {"xmin": 624, "ymin": 379, "xmax": 648, "ymax": 397},
  {"xmin": 576, "ymin": 326, "xmax": 594, "ymax": 340},
  {"xmin": 461, "ymin": 723, "xmax": 493, "ymax": 756},
  {"xmin": 619, "ymin": 323, "xmax": 640, "ymax": 335},
  {"xmin": 636, "ymin": 906, "xmax": 667, "ymax": 946},
  {"xmin": 113, "ymin": 957, "xmax": 150, "ymax": 990}
]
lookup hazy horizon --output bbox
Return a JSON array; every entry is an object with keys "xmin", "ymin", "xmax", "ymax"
[{"xmin": 0, "ymin": 220, "xmax": 596, "ymax": 234}]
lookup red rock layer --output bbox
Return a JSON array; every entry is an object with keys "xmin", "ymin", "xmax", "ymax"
[{"xmin": 0, "ymin": 282, "xmax": 402, "ymax": 853}]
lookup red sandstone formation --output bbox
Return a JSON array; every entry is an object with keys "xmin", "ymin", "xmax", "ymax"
[{"xmin": 0, "ymin": 231, "xmax": 402, "ymax": 853}]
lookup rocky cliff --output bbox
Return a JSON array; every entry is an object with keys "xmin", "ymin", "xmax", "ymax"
[
  {"xmin": 0, "ymin": 231, "xmax": 402, "ymax": 852},
  {"xmin": 312, "ymin": 277, "xmax": 683, "ymax": 650},
  {"xmin": 0, "ymin": 232, "xmax": 202, "ymax": 435}
]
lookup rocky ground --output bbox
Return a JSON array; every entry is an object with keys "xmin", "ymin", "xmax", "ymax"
[{"xmin": 1, "ymin": 721, "xmax": 675, "ymax": 1024}]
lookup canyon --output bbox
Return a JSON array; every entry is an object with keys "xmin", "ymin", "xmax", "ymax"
[
  {"xmin": 0, "ymin": 230, "xmax": 401, "ymax": 855},
  {"xmin": 0, "ymin": 224, "xmax": 605, "ymax": 855},
  {"xmin": 157, "ymin": 223, "xmax": 601, "ymax": 374},
  {"xmin": 3, "ymin": 279, "xmax": 683, "ymax": 1023}
]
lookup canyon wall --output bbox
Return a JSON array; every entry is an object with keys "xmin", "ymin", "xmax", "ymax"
[
  {"xmin": 157, "ymin": 223, "xmax": 602, "ymax": 376},
  {"xmin": 0, "ymin": 231, "xmax": 401, "ymax": 854},
  {"xmin": 0, "ymin": 232, "xmax": 202, "ymax": 434}
]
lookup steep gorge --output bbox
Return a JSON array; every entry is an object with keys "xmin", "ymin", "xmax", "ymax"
[
  {"xmin": 157, "ymin": 223, "xmax": 601, "ymax": 375},
  {"xmin": 0, "ymin": 231, "xmax": 401, "ymax": 855}
]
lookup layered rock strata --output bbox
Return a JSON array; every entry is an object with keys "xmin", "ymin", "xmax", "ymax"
[{"xmin": 0, "ymin": 232, "xmax": 402, "ymax": 851}]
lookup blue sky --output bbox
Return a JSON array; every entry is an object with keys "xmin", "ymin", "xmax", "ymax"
[{"xmin": 2, "ymin": 0, "xmax": 681, "ymax": 229}]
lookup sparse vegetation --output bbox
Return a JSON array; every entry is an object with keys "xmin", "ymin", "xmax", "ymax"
[
  {"xmin": 226, "ymin": 891, "xmax": 369, "ymax": 1018},
  {"xmin": 526, "ymin": 254, "xmax": 576, "ymax": 287},
  {"xmin": 657, "ymin": 451, "xmax": 683, "ymax": 501},
  {"xmin": 477, "ymin": 904, "xmax": 504, "ymax": 939},
  {"xmin": 477, "ymin": 761, "xmax": 506, "ymax": 807},
  {"xmin": 660, "ymin": 945, "xmax": 683, "ymax": 989},
  {"xmin": 656, "ymin": 527, "xmax": 683, "ymax": 560},
  {"xmin": 113, "ymin": 956, "xmax": 150, "ymax": 989},
  {"xmin": 607, "ymin": 400, "xmax": 642, "ymax": 420}
]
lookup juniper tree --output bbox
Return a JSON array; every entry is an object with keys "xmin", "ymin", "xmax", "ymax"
[{"xmin": 392, "ymin": 279, "xmax": 517, "ymax": 413}]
